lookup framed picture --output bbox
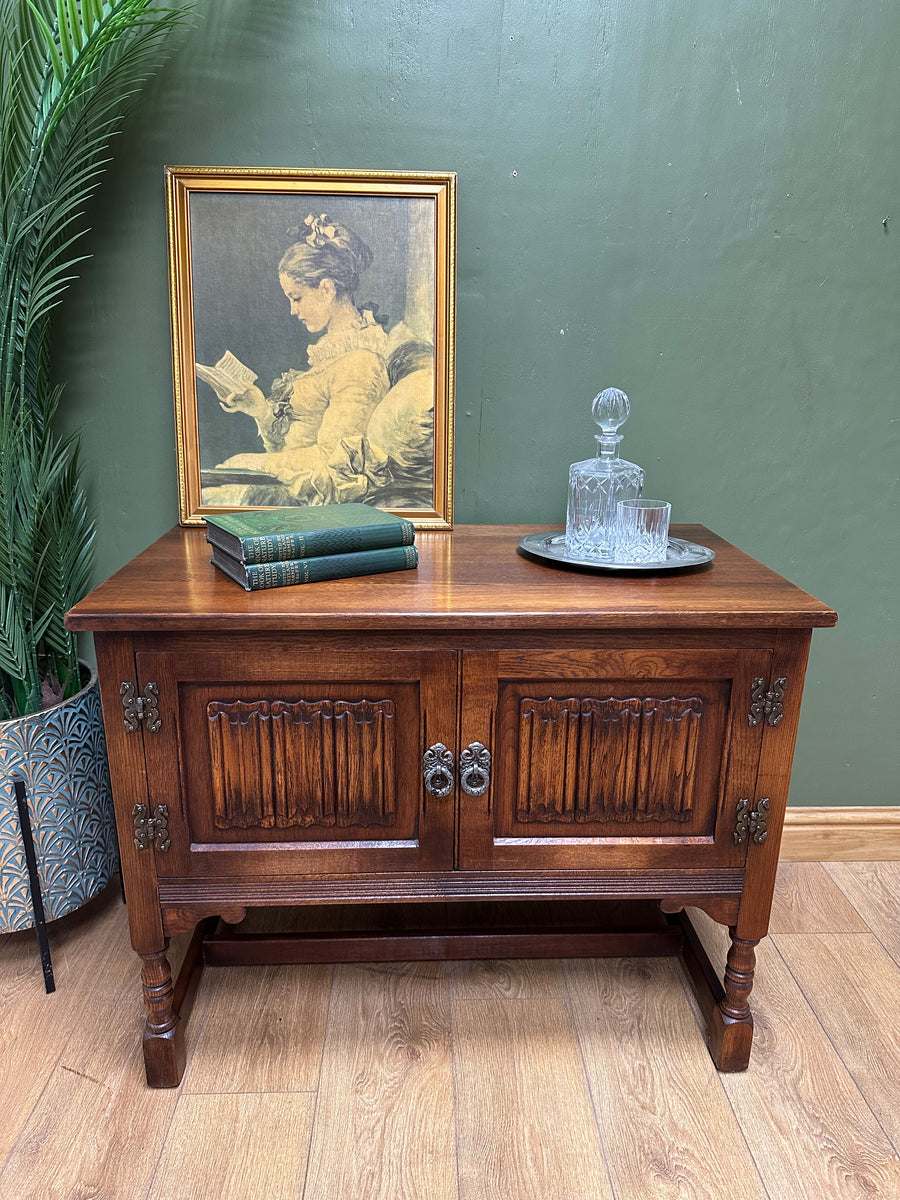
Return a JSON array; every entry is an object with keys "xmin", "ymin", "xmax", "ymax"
[{"xmin": 166, "ymin": 166, "xmax": 456, "ymax": 527}]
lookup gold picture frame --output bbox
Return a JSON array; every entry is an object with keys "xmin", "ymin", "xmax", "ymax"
[{"xmin": 166, "ymin": 166, "xmax": 455, "ymax": 527}]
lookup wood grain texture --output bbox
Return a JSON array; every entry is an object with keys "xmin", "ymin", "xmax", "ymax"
[
  {"xmin": 5, "ymin": 872, "xmax": 900, "ymax": 1198},
  {"xmin": 0, "ymin": 1057, "xmax": 178, "ymax": 1200},
  {"xmin": 733, "ymin": 627, "xmax": 813, "ymax": 943},
  {"xmin": 147, "ymin": 1093, "xmax": 315, "ymax": 1200},
  {"xmin": 687, "ymin": 912, "xmax": 900, "ymax": 1198},
  {"xmin": 303, "ymin": 961, "xmax": 456, "ymax": 1200},
  {"xmin": 71, "ymin": 521, "xmax": 833, "ymax": 1089},
  {"xmin": 782, "ymin": 807, "xmax": 900, "ymax": 860},
  {"xmin": 183, "ymin": 962, "xmax": 332, "ymax": 1093},
  {"xmin": 469, "ymin": 641, "xmax": 765, "ymax": 875},
  {"xmin": 205, "ymin": 697, "xmax": 399, "ymax": 830},
  {"xmin": 0, "ymin": 885, "xmax": 124, "ymax": 1164},
  {"xmin": 512, "ymin": 693, "xmax": 704, "ymax": 825},
  {"xmin": 825, "ymin": 862, "xmax": 900, "ymax": 966},
  {"xmin": 93, "ymin": 634, "xmax": 169, "ymax": 955},
  {"xmin": 453, "ymin": 993, "xmax": 613, "ymax": 1200},
  {"xmin": 0, "ymin": 892, "xmax": 185, "ymax": 1198},
  {"xmin": 56, "ymin": 911, "xmax": 189, "ymax": 1084},
  {"xmin": 565, "ymin": 956, "xmax": 767, "ymax": 1200},
  {"xmin": 775, "ymin": 932, "xmax": 900, "ymax": 1152},
  {"xmin": 767, "ymin": 861, "xmax": 870, "ymax": 933},
  {"xmin": 447, "ymin": 956, "xmax": 568, "ymax": 1000},
  {"xmin": 155, "ymin": 867, "xmax": 748, "ymax": 908},
  {"xmin": 66, "ymin": 524, "xmax": 837, "ymax": 632}
]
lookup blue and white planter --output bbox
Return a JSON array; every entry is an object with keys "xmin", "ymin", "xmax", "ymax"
[{"xmin": 0, "ymin": 665, "xmax": 118, "ymax": 933}]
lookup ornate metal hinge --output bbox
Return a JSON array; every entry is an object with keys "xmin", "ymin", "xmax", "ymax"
[
  {"xmin": 734, "ymin": 797, "xmax": 770, "ymax": 845},
  {"xmin": 121, "ymin": 681, "xmax": 161, "ymax": 732},
  {"xmin": 133, "ymin": 804, "xmax": 170, "ymax": 852},
  {"xmin": 748, "ymin": 676, "xmax": 786, "ymax": 727}
]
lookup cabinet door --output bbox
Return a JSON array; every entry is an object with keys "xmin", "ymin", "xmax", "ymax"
[
  {"xmin": 136, "ymin": 646, "xmax": 456, "ymax": 877},
  {"xmin": 458, "ymin": 647, "xmax": 770, "ymax": 872}
]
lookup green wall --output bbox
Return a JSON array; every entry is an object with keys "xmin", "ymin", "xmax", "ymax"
[{"xmin": 55, "ymin": 0, "xmax": 900, "ymax": 808}]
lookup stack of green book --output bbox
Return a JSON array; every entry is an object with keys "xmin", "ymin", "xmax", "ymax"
[{"xmin": 204, "ymin": 504, "xmax": 417, "ymax": 591}]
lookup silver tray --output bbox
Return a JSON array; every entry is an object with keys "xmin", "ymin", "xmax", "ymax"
[{"xmin": 518, "ymin": 532, "xmax": 715, "ymax": 572}]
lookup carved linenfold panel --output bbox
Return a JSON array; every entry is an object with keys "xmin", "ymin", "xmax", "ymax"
[
  {"xmin": 333, "ymin": 699, "xmax": 397, "ymax": 827},
  {"xmin": 516, "ymin": 695, "xmax": 704, "ymax": 825},
  {"xmin": 207, "ymin": 698, "xmax": 397, "ymax": 830},
  {"xmin": 517, "ymin": 698, "xmax": 581, "ymax": 822},
  {"xmin": 270, "ymin": 700, "xmax": 335, "ymax": 828},
  {"xmin": 576, "ymin": 698, "xmax": 642, "ymax": 822},
  {"xmin": 208, "ymin": 701, "xmax": 275, "ymax": 829},
  {"xmin": 634, "ymin": 697, "xmax": 703, "ymax": 822}
]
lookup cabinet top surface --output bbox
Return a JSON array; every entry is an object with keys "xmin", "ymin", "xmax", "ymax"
[{"xmin": 66, "ymin": 524, "xmax": 837, "ymax": 633}]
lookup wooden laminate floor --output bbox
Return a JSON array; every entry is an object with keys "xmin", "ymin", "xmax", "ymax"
[{"xmin": 2, "ymin": 861, "xmax": 899, "ymax": 1200}]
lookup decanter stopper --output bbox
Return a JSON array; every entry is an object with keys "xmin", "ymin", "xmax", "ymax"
[
  {"xmin": 565, "ymin": 386, "xmax": 645, "ymax": 559},
  {"xmin": 593, "ymin": 386, "xmax": 631, "ymax": 440}
]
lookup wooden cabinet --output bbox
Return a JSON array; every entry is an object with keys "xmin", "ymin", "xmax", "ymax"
[
  {"xmin": 67, "ymin": 524, "xmax": 835, "ymax": 1087},
  {"xmin": 139, "ymin": 645, "xmax": 457, "ymax": 878},
  {"xmin": 458, "ymin": 646, "xmax": 769, "ymax": 874}
]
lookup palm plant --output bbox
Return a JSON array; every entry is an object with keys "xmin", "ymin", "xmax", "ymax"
[{"xmin": 0, "ymin": 0, "xmax": 191, "ymax": 718}]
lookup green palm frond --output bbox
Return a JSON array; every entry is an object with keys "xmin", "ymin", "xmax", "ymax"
[
  {"xmin": 2, "ymin": 1, "xmax": 193, "ymax": 423},
  {"xmin": 0, "ymin": 584, "xmax": 29, "ymax": 678},
  {"xmin": 0, "ymin": 0, "xmax": 193, "ymax": 716},
  {"xmin": 35, "ymin": 432, "xmax": 95, "ymax": 674}
]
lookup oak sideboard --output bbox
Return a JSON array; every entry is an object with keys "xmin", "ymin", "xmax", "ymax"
[{"xmin": 66, "ymin": 523, "xmax": 836, "ymax": 1087}]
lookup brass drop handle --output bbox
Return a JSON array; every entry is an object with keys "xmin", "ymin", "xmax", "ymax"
[
  {"xmin": 460, "ymin": 742, "xmax": 491, "ymax": 796},
  {"xmin": 423, "ymin": 743, "xmax": 455, "ymax": 797}
]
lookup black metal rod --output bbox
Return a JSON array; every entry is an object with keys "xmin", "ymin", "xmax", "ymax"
[{"xmin": 13, "ymin": 776, "xmax": 56, "ymax": 994}]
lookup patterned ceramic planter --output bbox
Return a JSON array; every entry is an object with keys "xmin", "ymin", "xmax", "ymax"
[{"xmin": 0, "ymin": 664, "xmax": 118, "ymax": 933}]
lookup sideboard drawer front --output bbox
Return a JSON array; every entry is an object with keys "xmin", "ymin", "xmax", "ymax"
[{"xmin": 134, "ymin": 647, "xmax": 456, "ymax": 876}]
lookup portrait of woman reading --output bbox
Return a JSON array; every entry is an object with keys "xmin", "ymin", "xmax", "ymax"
[{"xmin": 195, "ymin": 204, "xmax": 436, "ymax": 512}]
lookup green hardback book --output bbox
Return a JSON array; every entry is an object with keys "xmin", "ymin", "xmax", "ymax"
[
  {"xmin": 210, "ymin": 542, "xmax": 418, "ymax": 591},
  {"xmin": 204, "ymin": 504, "xmax": 415, "ymax": 564}
]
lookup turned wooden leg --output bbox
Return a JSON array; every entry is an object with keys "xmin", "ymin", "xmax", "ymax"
[
  {"xmin": 140, "ymin": 945, "xmax": 186, "ymax": 1088},
  {"xmin": 708, "ymin": 928, "xmax": 759, "ymax": 1072}
]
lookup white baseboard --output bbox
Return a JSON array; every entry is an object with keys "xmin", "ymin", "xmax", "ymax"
[{"xmin": 781, "ymin": 807, "xmax": 900, "ymax": 861}]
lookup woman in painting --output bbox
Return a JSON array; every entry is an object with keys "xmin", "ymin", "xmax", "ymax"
[{"xmin": 200, "ymin": 213, "xmax": 434, "ymax": 507}]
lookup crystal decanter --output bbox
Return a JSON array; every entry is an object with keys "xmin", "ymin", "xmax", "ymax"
[{"xmin": 565, "ymin": 387, "xmax": 645, "ymax": 559}]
